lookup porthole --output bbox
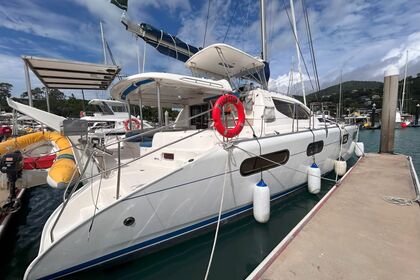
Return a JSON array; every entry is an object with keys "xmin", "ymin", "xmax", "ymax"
[
  {"xmin": 123, "ymin": 217, "xmax": 135, "ymax": 227},
  {"xmin": 307, "ymin": 141, "xmax": 324, "ymax": 156},
  {"xmin": 240, "ymin": 150, "xmax": 289, "ymax": 176}
]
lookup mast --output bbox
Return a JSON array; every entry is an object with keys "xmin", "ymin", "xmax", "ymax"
[
  {"xmin": 290, "ymin": 0, "xmax": 306, "ymax": 105},
  {"xmin": 401, "ymin": 50, "xmax": 408, "ymax": 113},
  {"xmin": 100, "ymin": 21, "xmax": 108, "ymax": 64},
  {"xmin": 339, "ymin": 68, "xmax": 343, "ymax": 118},
  {"xmin": 260, "ymin": 0, "xmax": 268, "ymax": 61}
]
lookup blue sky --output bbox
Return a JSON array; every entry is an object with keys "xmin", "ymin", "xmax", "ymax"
[{"xmin": 1, "ymin": 0, "xmax": 420, "ymax": 98}]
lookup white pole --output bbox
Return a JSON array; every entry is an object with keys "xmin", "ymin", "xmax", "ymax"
[
  {"xmin": 136, "ymin": 40, "xmax": 141, "ymax": 74},
  {"xmin": 24, "ymin": 61, "xmax": 33, "ymax": 107},
  {"xmin": 260, "ymin": 0, "xmax": 268, "ymax": 61},
  {"xmin": 45, "ymin": 87, "xmax": 50, "ymax": 113},
  {"xmin": 339, "ymin": 68, "xmax": 342, "ymax": 118},
  {"xmin": 289, "ymin": 0, "xmax": 306, "ymax": 105},
  {"xmin": 142, "ymin": 41, "xmax": 146, "ymax": 73},
  {"xmin": 100, "ymin": 21, "xmax": 107, "ymax": 65},
  {"xmin": 157, "ymin": 82, "xmax": 162, "ymax": 125},
  {"xmin": 401, "ymin": 50, "xmax": 408, "ymax": 113}
]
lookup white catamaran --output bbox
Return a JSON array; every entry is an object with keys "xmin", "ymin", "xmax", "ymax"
[{"xmin": 15, "ymin": 1, "xmax": 359, "ymax": 279}]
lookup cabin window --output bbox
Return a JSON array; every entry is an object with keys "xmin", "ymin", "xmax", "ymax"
[
  {"xmin": 111, "ymin": 105, "xmax": 127, "ymax": 112},
  {"xmin": 273, "ymin": 100, "xmax": 309, "ymax": 119},
  {"xmin": 190, "ymin": 104, "xmax": 209, "ymax": 129},
  {"xmin": 240, "ymin": 150, "xmax": 290, "ymax": 176},
  {"xmin": 307, "ymin": 141, "xmax": 324, "ymax": 156}
]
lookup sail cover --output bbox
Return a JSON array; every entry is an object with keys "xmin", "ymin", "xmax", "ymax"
[{"xmin": 122, "ymin": 17, "xmax": 200, "ymax": 62}]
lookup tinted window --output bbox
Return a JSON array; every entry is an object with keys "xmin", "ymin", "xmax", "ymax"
[
  {"xmin": 273, "ymin": 99, "xmax": 309, "ymax": 119},
  {"xmin": 190, "ymin": 104, "xmax": 209, "ymax": 129},
  {"xmin": 307, "ymin": 141, "xmax": 324, "ymax": 156},
  {"xmin": 240, "ymin": 150, "xmax": 289, "ymax": 176}
]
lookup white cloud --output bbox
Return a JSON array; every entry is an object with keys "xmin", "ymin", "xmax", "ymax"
[{"xmin": 1, "ymin": 0, "xmax": 420, "ymax": 98}]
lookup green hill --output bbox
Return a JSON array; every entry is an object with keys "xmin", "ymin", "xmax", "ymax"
[{"xmin": 292, "ymin": 78, "xmax": 420, "ymax": 114}]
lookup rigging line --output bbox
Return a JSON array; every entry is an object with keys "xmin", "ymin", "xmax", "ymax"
[
  {"xmin": 88, "ymin": 169, "xmax": 104, "ymax": 240},
  {"xmin": 301, "ymin": 1, "xmax": 316, "ymax": 88},
  {"xmin": 241, "ymin": 0, "xmax": 252, "ymax": 51},
  {"xmin": 302, "ymin": 0, "xmax": 321, "ymax": 94},
  {"xmin": 223, "ymin": 1, "xmax": 239, "ymax": 43},
  {"xmin": 203, "ymin": 0, "xmax": 211, "ymax": 48},
  {"xmin": 281, "ymin": 0, "xmax": 315, "ymax": 91},
  {"xmin": 204, "ymin": 149, "xmax": 230, "ymax": 280}
]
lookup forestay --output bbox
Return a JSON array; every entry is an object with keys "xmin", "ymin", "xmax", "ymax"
[{"xmin": 110, "ymin": 72, "xmax": 232, "ymax": 107}]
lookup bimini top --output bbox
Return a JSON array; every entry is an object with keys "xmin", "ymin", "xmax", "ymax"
[
  {"xmin": 22, "ymin": 56, "xmax": 121, "ymax": 90},
  {"xmin": 111, "ymin": 72, "xmax": 232, "ymax": 107},
  {"xmin": 185, "ymin": 44, "xmax": 266, "ymax": 81}
]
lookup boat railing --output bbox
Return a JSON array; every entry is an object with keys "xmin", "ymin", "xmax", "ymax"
[{"xmin": 50, "ymin": 108, "xmax": 214, "ymax": 242}]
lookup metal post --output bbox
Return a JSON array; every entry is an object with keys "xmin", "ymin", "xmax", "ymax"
[
  {"xmin": 137, "ymin": 88, "xmax": 144, "ymax": 133},
  {"xmin": 45, "ymin": 87, "xmax": 51, "ymax": 113},
  {"xmin": 81, "ymin": 89, "xmax": 86, "ymax": 112},
  {"xmin": 116, "ymin": 141, "xmax": 121, "ymax": 199},
  {"xmin": 12, "ymin": 109, "xmax": 17, "ymax": 136},
  {"xmin": 24, "ymin": 61, "xmax": 33, "ymax": 107},
  {"xmin": 380, "ymin": 66, "xmax": 399, "ymax": 153},
  {"xmin": 415, "ymin": 103, "xmax": 419, "ymax": 126},
  {"xmin": 127, "ymin": 100, "xmax": 132, "ymax": 130},
  {"xmin": 164, "ymin": 110, "xmax": 169, "ymax": 126},
  {"xmin": 157, "ymin": 82, "xmax": 162, "ymax": 125}
]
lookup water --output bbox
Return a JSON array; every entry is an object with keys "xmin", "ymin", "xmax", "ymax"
[{"xmin": 2, "ymin": 128, "xmax": 420, "ymax": 280}]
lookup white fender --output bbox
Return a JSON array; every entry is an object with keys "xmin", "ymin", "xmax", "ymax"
[
  {"xmin": 355, "ymin": 142, "xmax": 364, "ymax": 157},
  {"xmin": 334, "ymin": 160, "xmax": 347, "ymax": 176},
  {"xmin": 253, "ymin": 179, "xmax": 270, "ymax": 223},
  {"xmin": 308, "ymin": 163, "xmax": 321, "ymax": 194}
]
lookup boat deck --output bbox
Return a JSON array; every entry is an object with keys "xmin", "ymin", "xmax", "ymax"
[{"xmin": 248, "ymin": 153, "xmax": 420, "ymax": 280}]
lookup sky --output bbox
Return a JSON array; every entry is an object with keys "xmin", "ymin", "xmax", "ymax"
[{"xmin": 0, "ymin": 0, "xmax": 420, "ymax": 99}]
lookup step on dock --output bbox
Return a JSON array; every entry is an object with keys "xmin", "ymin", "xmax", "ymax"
[{"xmin": 248, "ymin": 153, "xmax": 420, "ymax": 280}]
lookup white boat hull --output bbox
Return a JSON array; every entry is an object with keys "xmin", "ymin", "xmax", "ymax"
[{"xmin": 25, "ymin": 125, "xmax": 358, "ymax": 279}]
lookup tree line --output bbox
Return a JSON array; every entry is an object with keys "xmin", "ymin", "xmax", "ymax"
[{"xmin": 0, "ymin": 82, "xmax": 179, "ymax": 121}]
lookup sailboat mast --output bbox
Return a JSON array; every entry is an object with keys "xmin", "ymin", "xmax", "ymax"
[
  {"xmin": 100, "ymin": 21, "xmax": 108, "ymax": 64},
  {"xmin": 289, "ymin": 0, "xmax": 306, "ymax": 105},
  {"xmin": 401, "ymin": 50, "xmax": 408, "ymax": 113},
  {"xmin": 260, "ymin": 0, "xmax": 268, "ymax": 61}
]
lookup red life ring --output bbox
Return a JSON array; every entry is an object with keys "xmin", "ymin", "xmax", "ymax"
[
  {"xmin": 123, "ymin": 118, "xmax": 141, "ymax": 131},
  {"xmin": 212, "ymin": 94, "xmax": 245, "ymax": 138}
]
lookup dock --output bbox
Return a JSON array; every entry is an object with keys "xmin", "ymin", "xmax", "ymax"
[{"xmin": 248, "ymin": 153, "xmax": 420, "ymax": 280}]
